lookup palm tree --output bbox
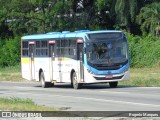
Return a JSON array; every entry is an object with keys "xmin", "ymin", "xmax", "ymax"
[
  {"xmin": 114, "ymin": 0, "xmax": 138, "ymax": 31},
  {"xmin": 137, "ymin": 2, "xmax": 160, "ymax": 36},
  {"xmin": 72, "ymin": 0, "xmax": 95, "ymax": 29}
]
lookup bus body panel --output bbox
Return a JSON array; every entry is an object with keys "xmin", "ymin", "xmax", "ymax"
[
  {"xmin": 34, "ymin": 58, "xmax": 50, "ymax": 82},
  {"xmin": 21, "ymin": 57, "xmax": 31, "ymax": 80},
  {"xmin": 54, "ymin": 58, "xmax": 81, "ymax": 83}
]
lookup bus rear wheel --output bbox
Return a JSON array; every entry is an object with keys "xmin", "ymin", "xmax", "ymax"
[
  {"xmin": 40, "ymin": 72, "xmax": 53, "ymax": 88},
  {"xmin": 72, "ymin": 72, "xmax": 82, "ymax": 89},
  {"xmin": 109, "ymin": 81, "xmax": 118, "ymax": 88}
]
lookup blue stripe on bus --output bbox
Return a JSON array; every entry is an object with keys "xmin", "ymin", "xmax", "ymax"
[{"xmin": 84, "ymin": 63, "xmax": 129, "ymax": 75}]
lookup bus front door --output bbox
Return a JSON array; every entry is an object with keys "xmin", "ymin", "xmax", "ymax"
[
  {"xmin": 29, "ymin": 42, "xmax": 35, "ymax": 80},
  {"xmin": 49, "ymin": 41, "xmax": 55, "ymax": 81},
  {"xmin": 77, "ymin": 42, "xmax": 84, "ymax": 82}
]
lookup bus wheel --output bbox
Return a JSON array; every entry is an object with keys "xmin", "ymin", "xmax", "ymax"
[
  {"xmin": 72, "ymin": 72, "xmax": 82, "ymax": 89},
  {"xmin": 40, "ymin": 72, "xmax": 53, "ymax": 88},
  {"xmin": 109, "ymin": 81, "xmax": 118, "ymax": 88}
]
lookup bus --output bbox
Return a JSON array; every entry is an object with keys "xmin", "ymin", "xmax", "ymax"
[{"xmin": 21, "ymin": 30, "xmax": 130, "ymax": 89}]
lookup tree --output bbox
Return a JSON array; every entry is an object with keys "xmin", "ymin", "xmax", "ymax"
[
  {"xmin": 72, "ymin": 0, "xmax": 96, "ymax": 29},
  {"xmin": 0, "ymin": 0, "xmax": 159, "ymax": 36},
  {"xmin": 0, "ymin": 21, "xmax": 13, "ymax": 39},
  {"xmin": 114, "ymin": 0, "xmax": 138, "ymax": 31},
  {"xmin": 28, "ymin": 0, "xmax": 57, "ymax": 33},
  {"xmin": 0, "ymin": 0, "xmax": 61, "ymax": 35},
  {"xmin": 136, "ymin": 2, "xmax": 160, "ymax": 36},
  {"xmin": 0, "ymin": 0, "xmax": 14, "ymax": 38},
  {"xmin": 95, "ymin": 0, "xmax": 116, "ymax": 30}
]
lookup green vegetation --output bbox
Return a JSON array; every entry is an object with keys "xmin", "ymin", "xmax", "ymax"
[
  {"xmin": 0, "ymin": 37, "xmax": 20, "ymax": 67},
  {"xmin": 120, "ymin": 67, "xmax": 160, "ymax": 87},
  {"xmin": 137, "ymin": 2, "xmax": 160, "ymax": 36},
  {"xmin": 0, "ymin": 97, "xmax": 56, "ymax": 111},
  {"xmin": 0, "ymin": 0, "xmax": 159, "ymax": 37},
  {"xmin": 0, "ymin": 97, "xmax": 78, "ymax": 117},
  {"xmin": 127, "ymin": 33, "xmax": 160, "ymax": 67},
  {"xmin": 0, "ymin": 65, "xmax": 22, "ymax": 81}
]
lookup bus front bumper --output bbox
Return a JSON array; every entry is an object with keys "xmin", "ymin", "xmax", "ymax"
[{"xmin": 82, "ymin": 70, "xmax": 130, "ymax": 84}]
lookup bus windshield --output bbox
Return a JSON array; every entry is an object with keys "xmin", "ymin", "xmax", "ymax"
[{"xmin": 86, "ymin": 38, "xmax": 128, "ymax": 70}]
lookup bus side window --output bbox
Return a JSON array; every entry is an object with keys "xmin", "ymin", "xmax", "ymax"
[
  {"xmin": 49, "ymin": 44, "xmax": 55, "ymax": 58},
  {"xmin": 29, "ymin": 44, "xmax": 35, "ymax": 58},
  {"xmin": 22, "ymin": 41, "xmax": 29, "ymax": 56}
]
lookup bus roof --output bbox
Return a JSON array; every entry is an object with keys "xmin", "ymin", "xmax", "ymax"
[{"xmin": 22, "ymin": 30, "xmax": 123, "ymax": 40}]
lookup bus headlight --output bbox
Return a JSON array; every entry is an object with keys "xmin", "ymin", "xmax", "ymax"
[
  {"xmin": 87, "ymin": 69, "xmax": 95, "ymax": 75},
  {"xmin": 123, "ymin": 67, "xmax": 129, "ymax": 73}
]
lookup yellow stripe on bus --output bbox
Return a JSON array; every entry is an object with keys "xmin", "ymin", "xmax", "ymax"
[
  {"xmin": 55, "ymin": 58, "xmax": 70, "ymax": 61},
  {"xmin": 21, "ymin": 58, "xmax": 30, "ymax": 64}
]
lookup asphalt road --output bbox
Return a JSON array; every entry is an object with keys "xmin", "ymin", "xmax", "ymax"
[{"xmin": 0, "ymin": 81, "xmax": 160, "ymax": 111}]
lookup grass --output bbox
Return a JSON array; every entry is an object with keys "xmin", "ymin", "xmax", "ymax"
[
  {"xmin": 0, "ymin": 65, "xmax": 24, "ymax": 81},
  {"xmin": 0, "ymin": 97, "xmax": 79, "ymax": 117},
  {"xmin": 0, "ymin": 97, "xmax": 57, "ymax": 111},
  {"xmin": 0, "ymin": 64, "xmax": 160, "ymax": 86},
  {"xmin": 119, "ymin": 67, "xmax": 160, "ymax": 87}
]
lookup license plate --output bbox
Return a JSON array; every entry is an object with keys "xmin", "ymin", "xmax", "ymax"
[{"xmin": 105, "ymin": 75, "xmax": 113, "ymax": 79}]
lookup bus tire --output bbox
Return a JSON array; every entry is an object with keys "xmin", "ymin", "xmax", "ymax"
[
  {"xmin": 109, "ymin": 81, "xmax": 118, "ymax": 88},
  {"xmin": 40, "ymin": 72, "xmax": 53, "ymax": 88},
  {"xmin": 72, "ymin": 72, "xmax": 82, "ymax": 89}
]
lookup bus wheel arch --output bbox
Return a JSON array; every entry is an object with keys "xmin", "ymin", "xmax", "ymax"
[
  {"xmin": 71, "ymin": 70, "xmax": 82, "ymax": 89},
  {"xmin": 39, "ymin": 69, "xmax": 53, "ymax": 88},
  {"xmin": 39, "ymin": 69, "xmax": 43, "ymax": 82},
  {"xmin": 70, "ymin": 69, "xmax": 75, "ymax": 87}
]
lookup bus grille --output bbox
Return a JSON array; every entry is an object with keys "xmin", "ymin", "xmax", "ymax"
[{"xmin": 95, "ymin": 65, "xmax": 121, "ymax": 70}]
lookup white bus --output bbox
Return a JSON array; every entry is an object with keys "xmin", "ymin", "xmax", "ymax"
[{"xmin": 21, "ymin": 30, "xmax": 130, "ymax": 89}]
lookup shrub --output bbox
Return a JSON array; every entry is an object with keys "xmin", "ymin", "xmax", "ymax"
[
  {"xmin": 0, "ymin": 37, "xmax": 20, "ymax": 67},
  {"xmin": 126, "ymin": 32, "xmax": 160, "ymax": 67}
]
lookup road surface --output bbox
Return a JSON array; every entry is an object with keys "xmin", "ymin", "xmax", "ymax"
[{"xmin": 0, "ymin": 81, "xmax": 160, "ymax": 112}]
